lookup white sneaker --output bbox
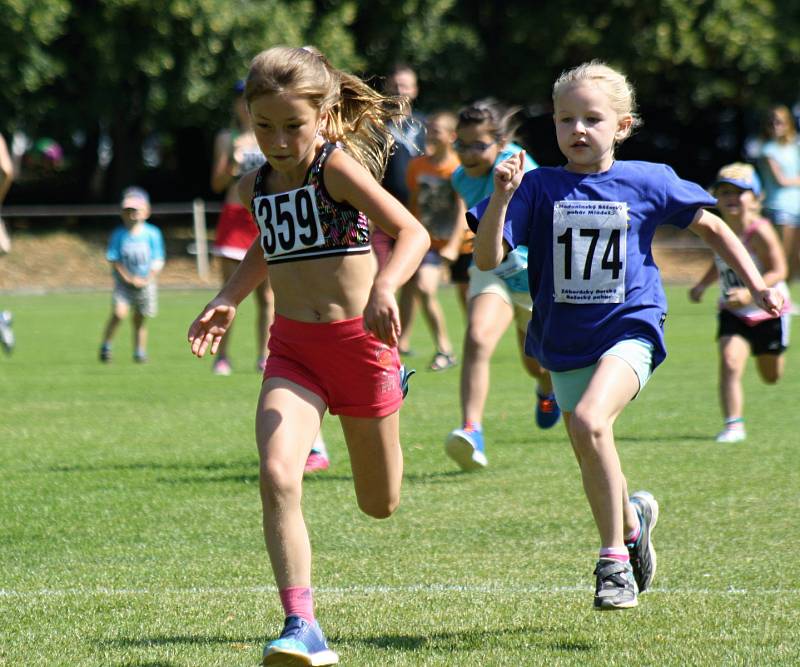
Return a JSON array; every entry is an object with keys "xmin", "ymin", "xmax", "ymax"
[
  {"xmin": 0, "ymin": 310, "xmax": 14, "ymax": 355},
  {"xmin": 715, "ymin": 427, "xmax": 746, "ymax": 443}
]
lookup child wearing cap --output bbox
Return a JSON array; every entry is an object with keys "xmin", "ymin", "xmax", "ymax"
[
  {"xmin": 99, "ymin": 186, "xmax": 165, "ymax": 363},
  {"xmin": 689, "ymin": 163, "xmax": 791, "ymax": 442}
]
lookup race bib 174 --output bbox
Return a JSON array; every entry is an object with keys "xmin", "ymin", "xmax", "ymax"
[
  {"xmin": 552, "ymin": 200, "xmax": 627, "ymax": 304},
  {"xmin": 253, "ymin": 185, "xmax": 324, "ymax": 259}
]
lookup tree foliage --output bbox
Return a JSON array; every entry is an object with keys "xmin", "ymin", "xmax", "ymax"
[{"xmin": 1, "ymin": 0, "xmax": 799, "ymax": 201}]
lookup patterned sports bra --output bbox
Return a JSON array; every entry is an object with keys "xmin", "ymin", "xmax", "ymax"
[{"xmin": 250, "ymin": 142, "xmax": 371, "ymax": 265}]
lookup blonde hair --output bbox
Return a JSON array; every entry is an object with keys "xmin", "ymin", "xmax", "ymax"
[
  {"xmin": 245, "ymin": 46, "xmax": 409, "ymax": 179},
  {"xmin": 552, "ymin": 60, "xmax": 642, "ymax": 143}
]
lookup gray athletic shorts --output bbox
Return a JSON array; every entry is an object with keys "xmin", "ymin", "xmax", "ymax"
[{"xmin": 113, "ymin": 280, "xmax": 158, "ymax": 317}]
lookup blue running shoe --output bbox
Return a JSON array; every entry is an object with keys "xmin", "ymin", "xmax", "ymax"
[
  {"xmin": 535, "ymin": 391, "xmax": 561, "ymax": 429},
  {"xmin": 262, "ymin": 616, "xmax": 339, "ymax": 666},
  {"xmin": 400, "ymin": 364, "xmax": 415, "ymax": 399},
  {"xmin": 444, "ymin": 424, "xmax": 488, "ymax": 471}
]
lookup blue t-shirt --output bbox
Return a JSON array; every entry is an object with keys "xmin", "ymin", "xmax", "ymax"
[
  {"xmin": 107, "ymin": 222, "xmax": 166, "ymax": 280},
  {"xmin": 451, "ymin": 142, "xmax": 537, "ymax": 209},
  {"xmin": 452, "ymin": 143, "xmax": 537, "ymax": 292},
  {"xmin": 467, "ymin": 161, "xmax": 716, "ymax": 372},
  {"xmin": 759, "ymin": 140, "xmax": 800, "ymax": 215}
]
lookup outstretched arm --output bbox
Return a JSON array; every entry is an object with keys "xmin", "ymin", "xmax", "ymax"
[
  {"xmin": 187, "ymin": 171, "xmax": 266, "ymax": 357},
  {"xmin": 689, "ymin": 209, "xmax": 783, "ymax": 316},
  {"xmin": 473, "ymin": 151, "xmax": 526, "ymax": 270},
  {"xmin": 688, "ymin": 261, "xmax": 718, "ymax": 303}
]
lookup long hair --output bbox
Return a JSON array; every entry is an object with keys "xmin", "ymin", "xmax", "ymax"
[{"xmin": 245, "ymin": 46, "xmax": 409, "ymax": 179}]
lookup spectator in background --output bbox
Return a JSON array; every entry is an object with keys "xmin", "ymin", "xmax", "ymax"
[
  {"xmin": 98, "ymin": 187, "xmax": 165, "ymax": 364},
  {"xmin": 209, "ymin": 80, "xmax": 274, "ymax": 376},
  {"xmin": 757, "ymin": 105, "xmax": 800, "ymax": 291},
  {"xmin": 396, "ymin": 111, "xmax": 465, "ymax": 370},
  {"xmin": 373, "ymin": 66, "xmax": 427, "ymax": 357},
  {"xmin": 0, "ymin": 133, "xmax": 15, "ymax": 355}
]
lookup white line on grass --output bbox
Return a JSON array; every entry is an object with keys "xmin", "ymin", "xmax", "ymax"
[{"xmin": 1, "ymin": 584, "xmax": 798, "ymax": 597}]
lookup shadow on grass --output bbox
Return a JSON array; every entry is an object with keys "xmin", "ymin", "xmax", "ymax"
[
  {"xmin": 615, "ymin": 434, "xmax": 710, "ymax": 443},
  {"xmin": 99, "ymin": 635, "xmax": 261, "ymax": 648},
  {"xmin": 332, "ymin": 625, "xmax": 596, "ymax": 654},
  {"xmin": 47, "ymin": 459, "xmax": 256, "ymax": 474},
  {"xmin": 101, "ymin": 628, "xmax": 596, "ymax": 656}
]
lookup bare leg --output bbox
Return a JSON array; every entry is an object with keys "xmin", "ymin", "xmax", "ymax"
[
  {"xmin": 755, "ymin": 352, "xmax": 783, "ymax": 385},
  {"xmin": 101, "ymin": 301, "xmax": 128, "ymax": 345},
  {"xmin": 397, "ymin": 274, "xmax": 419, "ymax": 354},
  {"xmin": 514, "ymin": 320, "xmax": 552, "ymax": 394},
  {"xmin": 132, "ymin": 310, "xmax": 147, "ymax": 356},
  {"xmin": 564, "ymin": 356, "xmax": 639, "ymax": 548},
  {"xmin": 718, "ymin": 335, "xmax": 749, "ymax": 421},
  {"xmin": 256, "ymin": 378, "xmax": 325, "ymax": 589},
  {"xmin": 460, "ymin": 294, "xmax": 513, "ymax": 425},
  {"xmin": 415, "ymin": 263, "xmax": 453, "ymax": 356},
  {"xmin": 339, "ymin": 410, "xmax": 403, "ymax": 519}
]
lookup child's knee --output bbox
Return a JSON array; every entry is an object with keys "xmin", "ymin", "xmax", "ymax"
[{"xmin": 357, "ymin": 492, "xmax": 400, "ymax": 519}]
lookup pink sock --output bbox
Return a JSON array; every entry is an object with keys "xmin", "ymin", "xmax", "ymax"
[
  {"xmin": 279, "ymin": 587, "xmax": 314, "ymax": 622},
  {"xmin": 599, "ymin": 547, "xmax": 629, "ymax": 562}
]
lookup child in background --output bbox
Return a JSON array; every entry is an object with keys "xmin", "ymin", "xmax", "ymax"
[
  {"xmin": 471, "ymin": 61, "xmax": 783, "ymax": 610},
  {"xmin": 689, "ymin": 163, "xmax": 790, "ymax": 443},
  {"xmin": 397, "ymin": 111, "xmax": 465, "ymax": 371},
  {"xmin": 99, "ymin": 187, "xmax": 165, "ymax": 364},
  {"xmin": 445, "ymin": 101, "xmax": 559, "ymax": 472},
  {"xmin": 210, "ymin": 79, "xmax": 274, "ymax": 377},
  {"xmin": 757, "ymin": 105, "xmax": 800, "ymax": 286},
  {"xmin": 187, "ymin": 46, "xmax": 428, "ymax": 666},
  {"xmin": 0, "ymin": 132, "xmax": 15, "ymax": 355}
]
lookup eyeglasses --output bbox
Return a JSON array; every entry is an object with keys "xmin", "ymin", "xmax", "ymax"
[{"xmin": 453, "ymin": 139, "xmax": 496, "ymax": 153}]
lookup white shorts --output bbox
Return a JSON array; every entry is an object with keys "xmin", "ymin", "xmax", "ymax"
[{"xmin": 467, "ymin": 264, "xmax": 532, "ymax": 332}]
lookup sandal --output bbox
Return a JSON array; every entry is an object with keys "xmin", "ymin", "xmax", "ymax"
[{"xmin": 429, "ymin": 351, "xmax": 457, "ymax": 372}]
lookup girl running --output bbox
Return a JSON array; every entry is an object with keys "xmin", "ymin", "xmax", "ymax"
[
  {"xmin": 188, "ymin": 46, "xmax": 429, "ymax": 665},
  {"xmin": 471, "ymin": 61, "xmax": 783, "ymax": 610}
]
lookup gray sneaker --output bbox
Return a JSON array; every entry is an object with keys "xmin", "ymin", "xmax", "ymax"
[
  {"xmin": 0, "ymin": 310, "xmax": 15, "ymax": 355},
  {"xmin": 593, "ymin": 558, "xmax": 638, "ymax": 610},
  {"xmin": 627, "ymin": 490, "xmax": 659, "ymax": 593}
]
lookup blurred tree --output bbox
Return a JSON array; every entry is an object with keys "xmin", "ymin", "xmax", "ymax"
[
  {"xmin": 2, "ymin": 0, "xmax": 800, "ymax": 202},
  {"xmin": 0, "ymin": 0, "xmax": 363, "ymax": 202}
]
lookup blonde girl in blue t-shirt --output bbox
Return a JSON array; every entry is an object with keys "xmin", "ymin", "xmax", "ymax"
[{"xmin": 473, "ymin": 61, "xmax": 784, "ymax": 611}]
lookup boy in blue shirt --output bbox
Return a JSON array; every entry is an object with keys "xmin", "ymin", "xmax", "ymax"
[{"xmin": 99, "ymin": 187, "xmax": 165, "ymax": 363}]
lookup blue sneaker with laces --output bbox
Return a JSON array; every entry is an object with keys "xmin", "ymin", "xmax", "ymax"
[
  {"xmin": 535, "ymin": 391, "xmax": 561, "ymax": 429},
  {"xmin": 262, "ymin": 615, "xmax": 339, "ymax": 666},
  {"xmin": 444, "ymin": 423, "xmax": 488, "ymax": 471}
]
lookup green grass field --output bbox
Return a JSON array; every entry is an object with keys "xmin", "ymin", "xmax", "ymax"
[{"xmin": 1, "ymin": 285, "xmax": 798, "ymax": 666}]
